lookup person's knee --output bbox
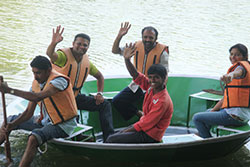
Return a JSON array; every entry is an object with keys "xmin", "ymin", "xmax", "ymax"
[
  {"xmin": 193, "ymin": 112, "xmax": 208, "ymax": 124},
  {"xmin": 1, "ymin": 115, "xmax": 18, "ymax": 131},
  {"xmin": 27, "ymin": 135, "xmax": 39, "ymax": 148},
  {"xmin": 192, "ymin": 113, "xmax": 200, "ymax": 124},
  {"xmin": 6, "ymin": 115, "xmax": 19, "ymax": 124},
  {"xmin": 112, "ymin": 95, "xmax": 119, "ymax": 106},
  {"xmin": 112, "ymin": 90, "xmax": 126, "ymax": 106}
]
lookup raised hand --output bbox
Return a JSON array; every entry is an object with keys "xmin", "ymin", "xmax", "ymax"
[
  {"xmin": 52, "ymin": 25, "xmax": 64, "ymax": 44},
  {"xmin": 118, "ymin": 22, "xmax": 131, "ymax": 37},
  {"xmin": 123, "ymin": 43, "xmax": 136, "ymax": 60}
]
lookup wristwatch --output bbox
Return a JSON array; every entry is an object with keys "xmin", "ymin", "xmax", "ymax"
[
  {"xmin": 10, "ymin": 89, "xmax": 15, "ymax": 94},
  {"xmin": 97, "ymin": 92, "xmax": 103, "ymax": 96}
]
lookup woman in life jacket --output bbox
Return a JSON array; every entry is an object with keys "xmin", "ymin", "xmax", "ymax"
[{"xmin": 192, "ymin": 43, "xmax": 250, "ymax": 138}]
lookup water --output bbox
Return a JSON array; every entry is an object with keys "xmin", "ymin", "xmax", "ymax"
[{"xmin": 0, "ymin": 0, "xmax": 250, "ymax": 166}]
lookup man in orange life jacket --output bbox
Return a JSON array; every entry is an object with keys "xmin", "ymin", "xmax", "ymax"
[
  {"xmin": 112, "ymin": 22, "xmax": 169, "ymax": 121},
  {"xmin": 0, "ymin": 56, "xmax": 78, "ymax": 167},
  {"xmin": 46, "ymin": 25, "xmax": 114, "ymax": 141}
]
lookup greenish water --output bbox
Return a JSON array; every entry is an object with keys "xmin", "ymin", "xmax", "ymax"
[{"xmin": 1, "ymin": 0, "xmax": 250, "ymax": 166}]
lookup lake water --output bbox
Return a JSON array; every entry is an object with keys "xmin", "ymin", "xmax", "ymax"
[{"xmin": 0, "ymin": 0, "xmax": 250, "ymax": 166}]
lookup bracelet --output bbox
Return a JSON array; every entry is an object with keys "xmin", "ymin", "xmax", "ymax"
[{"xmin": 97, "ymin": 92, "xmax": 103, "ymax": 96}]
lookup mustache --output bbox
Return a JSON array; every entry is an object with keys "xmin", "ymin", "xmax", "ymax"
[
  {"xmin": 143, "ymin": 41, "xmax": 154, "ymax": 47},
  {"xmin": 144, "ymin": 41, "xmax": 153, "ymax": 44}
]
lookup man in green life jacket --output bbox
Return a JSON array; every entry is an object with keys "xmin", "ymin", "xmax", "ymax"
[
  {"xmin": 46, "ymin": 25, "xmax": 114, "ymax": 141},
  {"xmin": 0, "ymin": 56, "xmax": 78, "ymax": 167}
]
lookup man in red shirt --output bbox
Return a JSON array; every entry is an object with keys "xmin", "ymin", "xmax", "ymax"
[{"xmin": 106, "ymin": 44, "xmax": 173, "ymax": 143}]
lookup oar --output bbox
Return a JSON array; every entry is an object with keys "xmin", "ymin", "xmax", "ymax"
[{"xmin": 0, "ymin": 76, "xmax": 12, "ymax": 164}]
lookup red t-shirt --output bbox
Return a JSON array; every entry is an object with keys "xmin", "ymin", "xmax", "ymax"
[{"xmin": 133, "ymin": 72, "xmax": 173, "ymax": 141}]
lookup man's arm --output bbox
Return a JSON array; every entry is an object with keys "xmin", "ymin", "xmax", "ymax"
[
  {"xmin": 46, "ymin": 25, "xmax": 64, "ymax": 63},
  {"xmin": 0, "ymin": 82, "xmax": 60, "ymax": 103},
  {"xmin": 112, "ymin": 22, "xmax": 131, "ymax": 54},
  {"xmin": 93, "ymin": 70, "xmax": 104, "ymax": 93},
  {"xmin": 211, "ymin": 97, "xmax": 224, "ymax": 112},
  {"xmin": 221, "ymin": 66, "xmax": 244, "ymax": 84},
  {"xmin": 92, "ymin": 70, "xmax": 105, "ymax": 105},
  {"xmin": 134, "ymin": 100, "xmax": 170, "ymax": 132}
]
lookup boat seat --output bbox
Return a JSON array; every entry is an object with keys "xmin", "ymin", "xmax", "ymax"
[
  {"xmin": 162, "ymin": 134, "xmax": 203, "ymax": 144},
  {"xmin": 65, "ymin": 124, "xmax": 95, "ymax": 141},
  {"xmin": 216, "ymin": 123, "xmax": 250, "ymax": 137},
  {"xmin": 89, "ymin": 91, "xmax": 120, "ymax": 100},
  {"xmin": 186, "ymin": 91, "xmax": 223, "ymax": 128}
]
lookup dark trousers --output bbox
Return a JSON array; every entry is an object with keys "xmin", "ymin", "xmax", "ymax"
[
  {"xmin": 76, "ymin": 94, "xmax": 114, "ymax": 141},
  {"xmin": 112, "ymin": 86, "xmax": 144, "ymax": 120},
  {"xmin": 105, "ymin": 126, "xmax": 158, "ymax": 143}
]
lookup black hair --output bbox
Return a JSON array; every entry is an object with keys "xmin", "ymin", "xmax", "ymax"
[
  {"xmin": 147, "ymin": 64, "xmax": 167, "ymax": 80},
  {"xmin": 30, "ymin": 55, "xmax": 52, "ymax": 70},
  {"xmin": 141, "ymin": 26, "xmax": 158, "ymax": 40},
  {"xmin": 74, "ymin": 33, "xmax": 91, "ymax": 43},
  {"xmin": 229, "ymin": 43, "xmax": 248, "ymax": 60}
]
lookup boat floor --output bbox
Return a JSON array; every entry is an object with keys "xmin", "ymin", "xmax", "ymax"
[
  {"xmin": 93, "ymin": 126, "xmax": 200, "ymax": 143},
  {"xmin": 165, "ymin": 126, "xmax": 198, "ymax": 135}
]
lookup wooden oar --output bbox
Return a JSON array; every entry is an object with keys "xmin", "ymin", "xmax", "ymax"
[{"xmin": 0, "ymin": 76, "xmax": 12, "ymax": 164}]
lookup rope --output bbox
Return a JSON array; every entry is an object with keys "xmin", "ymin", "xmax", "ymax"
[{"xmin": 37, "ymin": 143, "xmax": 48, "ymax": 154}]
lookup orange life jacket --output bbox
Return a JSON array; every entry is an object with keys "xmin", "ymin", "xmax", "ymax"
[
  {"xmin": 133, "ymin": 41, "xmax": 168, "ymax": 76},
  {"xmin": 32, "ymin": 69, "xmax": 78, "ymax": 125},
  {"xmin": 53, "ymin": 48, "xmax": 90, "ymax": 97},
  {"xmin": 222, "ymin": 61, "xmax": 250, "ymax": 108}
]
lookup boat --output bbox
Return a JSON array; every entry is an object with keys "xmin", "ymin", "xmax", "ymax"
[{"xmin": 6, "ymin": 74, "xmax": 250, "ymax": 162}]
